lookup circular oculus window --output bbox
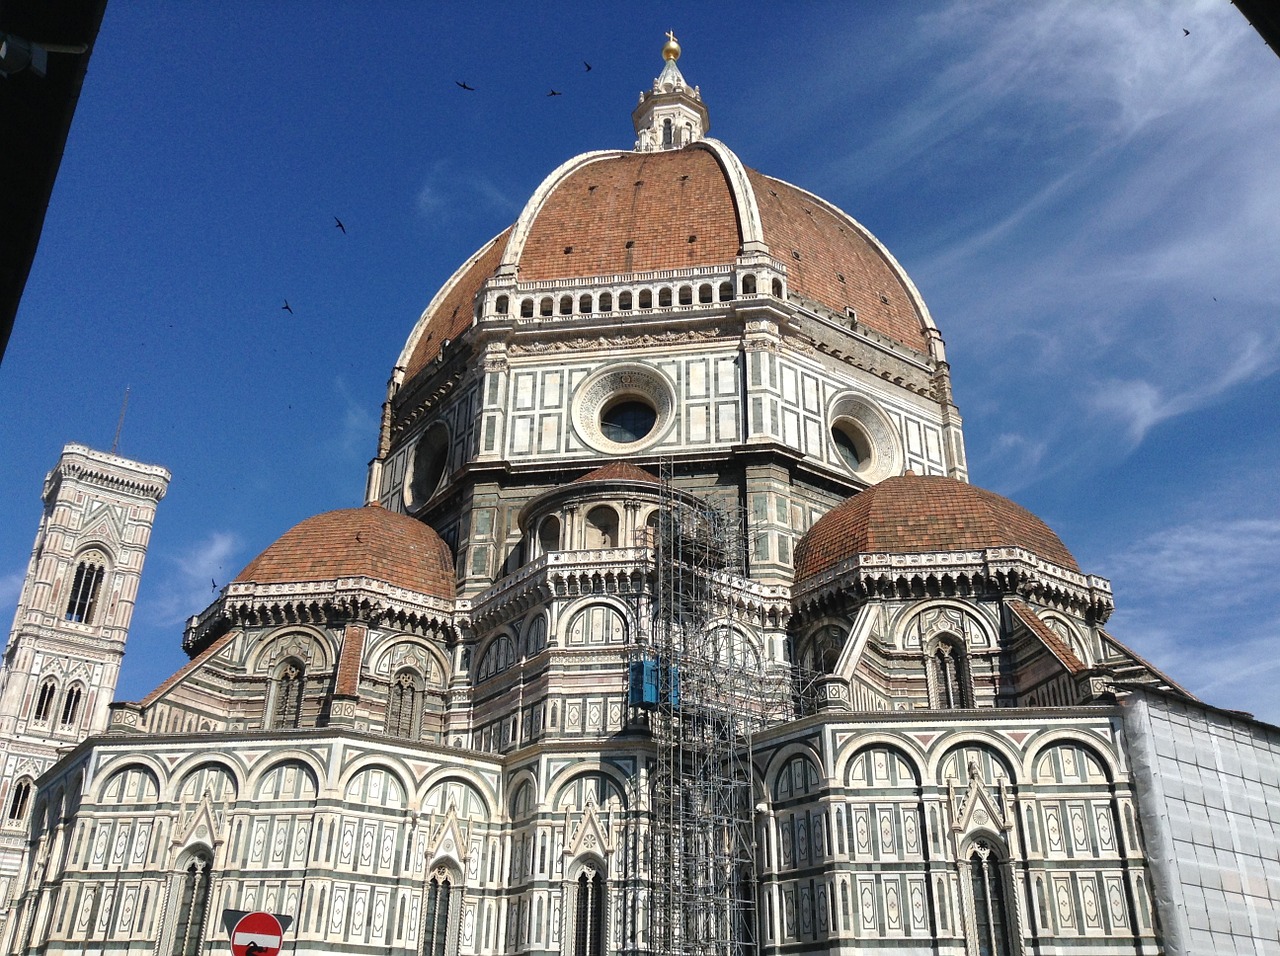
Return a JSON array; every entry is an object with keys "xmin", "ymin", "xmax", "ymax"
[
  {"xmin": 827, "ymin": 397, "xmax": 901, "ymax": 484},
  {"xmin": 572, "ymin": 364, "xmax": 674, "ymax": 453},
  {"xmin": 404, "ymin": 422, "xmax": 450, "ymax": 509}
]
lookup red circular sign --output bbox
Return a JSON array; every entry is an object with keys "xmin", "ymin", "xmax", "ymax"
[{"xmin": 231, "ymin": 912, "xmax": 283, "ymax": 956}]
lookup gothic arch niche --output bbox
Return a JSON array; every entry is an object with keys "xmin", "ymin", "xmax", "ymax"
[
  {"xmin": 926, "ymin": 634, "xmax": 973, "ymax": 709},
  {"xmin": 960, "ymin": 835, "xmax": 1020, "ymax": 956},
  {"xmin": 771, "ymin": 752, "xmax": 822, "ymax": 870},
  {"xmin": 897, "ymin": 601, "xmax": 995, "ymax": 653},
  {"xmin": 563, "ymin": 602, "xmax": 627, "ymax": 647},
  {"xmin": 269, "ymin": 657, "xmax": 307, "ymax": 729},
  {"xmin": 538, "ymin": 514, "xmax": 562, "ymax": 556},
  {"xmin": 565, "ymin": 856, "xmax": 608, "ymax": 956},
  {"xmin": 252, "ymin": 759, "xmax": 320, "ymax": 802},
  {"xmin": 5, "ymin": 777, "xmax": 33, "ymax": 827},
  {"xmin": 387, "ymin": 667, "xmax": 426, "ymax": 738},
  {"xmin": 583, "ymin": 505, "xmax": 619, "ymax": 549},
  {"xmin": 519, "ymin": 613, "xmax": 548, "ymax": 658},
  {"xmin": 175, "ymin": 763, "xmax": 238, "ymax": 809},
  {"xmin": 31, "ymin": 674, "xmax": 58, "ymax": 723},
  {"xmin": 1039, "ymin": 612, "xmax": 1092, "ymax": 667},
  {"xmin": 794, "ymin": 622, "xmax": 844, "ymax": 676},
  {"xmin": 64, "ymin": 546, "xmax": 110, "ymax": 624},
  {"xmin": 936, "ymin": 741, "xmax": 1017, "ymax": 790},
  {"xmin": 166, "ymin": 844, "xmax": 213, "ymax": 956},
  {"xmin": 58, "ymin": 681, "xmax": 86, "ymax": 728},
  {"xmin": 420, "ymin": 862, "xmax": 462, "ymax": 956},
  {"xmin": 841, "ymin": 744, "xmax": 927, "ymax": 899},
  {"xmin": 476, "ymin": 632, "xmax": 517, "ymax": 680},
  {"xmin": 344, "ymin": 765, "xmax": 408, "ymax": 811},
  {"xmin": 98, "ymin": 764, "xmax": 162, "ymax": 807}
]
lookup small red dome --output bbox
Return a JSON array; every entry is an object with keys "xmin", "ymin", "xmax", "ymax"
[
  {"xmin": 793, "ymin": 474, "xmax": 1079, "ymax": 582},
  {"xmin": 235, "ymin": 506, "xmax": 455, "ymax": 599}
]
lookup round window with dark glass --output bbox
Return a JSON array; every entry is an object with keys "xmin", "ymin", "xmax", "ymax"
[
  {"xmin": 600, "ymin": 399, "xmax": 656, "ymax": 444},
  {"xmin": 831, "ymin": 421, "xmax": 868, "ymax": 472}
]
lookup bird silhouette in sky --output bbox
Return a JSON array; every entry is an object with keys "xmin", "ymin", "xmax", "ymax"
[
  {"xmin": 334, "ymin": 216, "xmax": 346, "ymax": 234},
  {"xmin": 211, "ymin": 578, "xmax": 217, "ymax": 592},
  {"xmin": 547, "ymin": 89, "xmax": 562, "ymax": 97},
  {"xmin": 1183, "ymin": 28, "xmax": 1190, "ymax": 36},
  {"xmin": 583, "ymin": 60, "xmax": 592, "ymax": 72},
  {"xmin": 456, "ymin": 81, "xmax": 475, "ymax": 91},
  {"xmin": 282, "ymin": 300, "xmax": 293, "ymax": 314}
]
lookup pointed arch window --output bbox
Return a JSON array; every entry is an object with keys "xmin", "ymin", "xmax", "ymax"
[
  {"xmin": 59, "ymin": 684, "xmax": 84, "ymax": 727},
  {"xmin": 930, "ymin": 638, "xmax": 971, "ymax": 709},
  {"xmin": 7, "ymin": 779, "xmax": 32, "ymax": 823},
  {"xmin": 573, "ymin": 865, "xmax": 605, "ymax": 956},
  {"xmin": 65, "ymin": 558, "xmax": 106, "ymax": 623},
  {"xmin": 421, "ymin": 870, "xmax": 454, "ymax": 956},
  {"xmin": 968, "ymin": 840, "xmax": 1014, "ymax": 956},
  {"xmin": 33, "ymin": 676, "xmax": 58, "ymax": 722},
  {"xmin": 388, "ymin": 669, "xmax": 422, "ymax": 739},
  {"xmin": 271, "ymin": 659, "xmax": 306, "ymax": 729},
  {"xmin": 170, "ymin": 847, "xmax": 212, "ymax": 956}
]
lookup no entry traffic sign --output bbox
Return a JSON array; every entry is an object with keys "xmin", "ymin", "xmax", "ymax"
[{"xmin": 230, "ymin": 911, "xmax": 283, "ymax": 956}]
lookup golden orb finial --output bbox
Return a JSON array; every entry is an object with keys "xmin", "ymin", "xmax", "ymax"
[{"xmin": 662, "ymin": 30, "xmax": 681, "ymax": 62}]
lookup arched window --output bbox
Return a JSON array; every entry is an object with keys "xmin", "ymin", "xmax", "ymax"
[
  {"xmin": 539, "ymin": 516, "xmax": 561, "ymax": 556},
  {"xmin": 930, "ymin": 639, "xmax": 970, "ymax": 709},
  {"xmin": 7, "ymin": 779, "xmax": 32, "ymax": 823},
  {"xmin": 559, "ymin": 295, "xmax": 573, "ymax": 316},
  {"xmin": 598, "ymin": 292, "xmax": 613, "ymax": 312},
  {"xmin": 388, "ymin": 669, "xmax": 422, "ymax": 739},
  {"xmin": 698, "ymin": 283, "xmax": 713, "ymax": 304},
  {"xmin": 638, "ymin": 289, "xmax": 652, "ymax": 310},
  {"xmin": 494, "ymin": 295, "xmax": 509, "ymax": 315},
  {"xmin": 520, "ymin": 297, "xmax": 534, "ymax": 318},
  {"xmin": 65, "ymin": 557, "xmax": 106, "ymax": 623},
  {"xmin": 771, "ymin": 278, "xmax": 783, "ymax": 297},
  {"xmin": 33, "ymin": 676, "xmax": 57, "ymax": 722},
  {"xmin": 584, "ymin": 507, "xmax": 618, "ymax": 549},
  {"xmin": 678, "ymin": 285, "xmax": 692, "ymax": 305},
  {"xmin": 662, "ymin": 118, "xmax": 673, "ymax": 147},
  {"xmin": 573, "ymin": 865, "xmax": 606, "ymax": 956},
  {"xmin": 579, "ymin": 294, "xmax": 592, "ymax": 314},
  {"xmin": 540, "ymin": 297, "xmax": 553, "ymax": 317},
  {"xmin": 271, "ymin": 659, "xmax": 305, "ymax": 729},
  {"xmin": 658, "ymin": 287, "xmax": 672, "ymax": 308},
  {"xmin": 59, "ymin": 684, "xmax": 84, "ymax": 727},
  {"xmin": 619, "ymin": 291, "xmax": 632, "ymax": 311},
  {"xmin": 968, "ymin": 840, "xmax": 1014, "ymax": 956},
  {"xmin": 170, "ymin": 847, "xmax": 213, "ymax": 956},
  {"xmin": 718, "ymin": 281, "xmax": 733, "ymax": 302},
  {"xmin": 422, "ymin": 869, "xmax": 454, "ymax": 956}
]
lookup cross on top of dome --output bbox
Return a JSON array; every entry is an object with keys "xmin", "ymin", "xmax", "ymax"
[{"xmin": 633, "ymin": 32, "xmax": 709, "ymax": 152}]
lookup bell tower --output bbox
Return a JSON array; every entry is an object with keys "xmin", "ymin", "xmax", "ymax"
[{"xmin": 0, "ymin": 443, "xmax": 169, "ymax": 924}]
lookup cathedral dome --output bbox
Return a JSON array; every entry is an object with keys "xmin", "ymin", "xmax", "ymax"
[
  {"xmin": 793, "ymin": 474, "xmax": 1080, "ymax": 582},
  {"xmin": 234, "ymin": 505, "xmax": 455, "ymax": 598},
  {"xmin": 395, "ymin": 143, "xmax": 937, "ymax": 382}
]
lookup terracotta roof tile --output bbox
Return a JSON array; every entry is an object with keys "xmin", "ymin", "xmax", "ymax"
[
  {"xmin": 235, "ymin": 506, "xmax": 455, "ymax": 599},
  {"xmin": 1008, "ymin": 600, "xmax": 1086, "ymax": 675},
  {"xmin": 519, "ymin": 149, "xmax": 741, "ymax": 279},
  {"xmin": 793, "ymin": 474, "xmax": 1080, "ymax": 581},
  {"xmin": 573, "ymin": 461, "xmax": 659, "ymax": 484},
  {"xmin": 748, "ymin": 169, "xmax": 930, "ymax": 354},
  {"xmin": 403, "ymin": 227, "xmax": 512, "ymax": 379}
]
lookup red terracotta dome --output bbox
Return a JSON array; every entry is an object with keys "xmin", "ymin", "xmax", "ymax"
[
  {"xmin": 793, "ymin": 474, "xmax": 1080, "ymax": 582},
  {"xmin": 398, "ymin": 142, "xmax": 935, "ymax": 381},
  {"xmin": 235, "ymin": 506, "xmax": 455, "ymax": 599}
]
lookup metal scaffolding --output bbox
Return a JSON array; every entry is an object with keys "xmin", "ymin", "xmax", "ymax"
[{"xmin": 632, "ymin": 460, "xmax": 780, "ymax": 956}]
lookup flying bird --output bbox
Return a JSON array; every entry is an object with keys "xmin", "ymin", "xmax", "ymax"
[
  {"xmin": 282, "ymin": 300, "xmax": 293, "ymax": 314},
  {"xmin": 583, "ymin": 61, "xmax": 592, "ymax": 72},
  {"xmin": 211, "ymin": 578, "xmax": 217, "ymax": 592},
  {"xmin": 547, "ymin": 89, "xmax": 563, "ymax": 97},
  {"xmin": 1183, "ymin": 28, "xmax": 1190, "ymax": 36},
  {"xmin": 456, "ymin": 81, "xmax": 475, "ymax": 91},
  {"xmin": 334, "ymin": 216, "xmax": 346, "ymax": 234}
]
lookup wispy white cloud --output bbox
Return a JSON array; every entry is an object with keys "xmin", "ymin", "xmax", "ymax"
[
  {"xmin": 143, "ymin": 530, "xmax": 242, "ymax": 627},
  {"xmin": 1103, "ymin": 516, "xmax": 1280, "ymax": 723},
  {"xmin": 327, "ymin": 376, "xmax": 379, "ymax": 463},
  {"xmin": 417, "ymin": 161, "xmax": 517, "ymax": 219}
]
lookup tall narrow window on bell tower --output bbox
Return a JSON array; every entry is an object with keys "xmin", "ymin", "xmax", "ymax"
[
  {"xmin": 65, "ymin": 559, "xmax": 105, "ymax": 623},
  {"xmin": 573, "ymin": 866, "xmax": 605, "ymax": 956},
  {"xmin": 271, "ymin": 659, "xmax": 306, "ymax": 729}
]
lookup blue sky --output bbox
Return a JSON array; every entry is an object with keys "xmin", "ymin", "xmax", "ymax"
[{"xmin": 2, "ymin": 2, "xmax": 1278, "ymax": 722}]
